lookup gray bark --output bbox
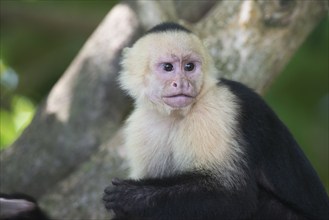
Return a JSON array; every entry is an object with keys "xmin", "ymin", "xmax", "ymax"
[{"xmin": 0, "ymin": 1, "xmax": 327, "ymax": 219}]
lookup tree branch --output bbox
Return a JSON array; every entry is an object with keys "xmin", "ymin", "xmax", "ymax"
[{"xmin": 0, "ymin": 3, "xmax": 139, "ymax": 198}]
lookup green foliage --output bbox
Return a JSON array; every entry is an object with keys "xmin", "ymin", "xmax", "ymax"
[
  {"xmin": 0, "ymin": 60, "xmax": 36, "ymax": 149},
  {"xmin": 0, "ymin": 96, "xmax": 35, "ymax": 150}
]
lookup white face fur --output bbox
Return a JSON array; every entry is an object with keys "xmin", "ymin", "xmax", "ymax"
[{"xmin": 119, "ymin": 31, "xmax": 216, "ymax": 114}]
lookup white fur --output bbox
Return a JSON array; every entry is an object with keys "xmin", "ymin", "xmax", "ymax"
[
  {"xmin": 120, "ymin": 31, "xmax": 246, "ymax": 188},
  {"xmin": 123, "ymin": 82, "xmax": 245, "ymax": 187}
]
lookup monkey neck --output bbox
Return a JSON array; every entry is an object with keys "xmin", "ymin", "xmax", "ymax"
[{"xmin": 127, "ymin": 78, "xmax": 244, "ymax": 185}]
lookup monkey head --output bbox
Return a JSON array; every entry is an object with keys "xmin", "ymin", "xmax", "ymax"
[{"xmin": 119, "ymin": 30, "xmax": 217, "ymax": 115}]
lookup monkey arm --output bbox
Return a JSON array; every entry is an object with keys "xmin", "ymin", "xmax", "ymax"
[{"xmin": 103, "ymin": 172, "xmax": 257, "ymax": 220}]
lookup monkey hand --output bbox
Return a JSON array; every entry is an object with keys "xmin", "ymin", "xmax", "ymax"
[{"xmin": 103, "ymin": 178, "xmax": 152, "ymax": 218}]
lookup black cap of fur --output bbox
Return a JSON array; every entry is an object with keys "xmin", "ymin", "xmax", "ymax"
[{"xmin": 145, "ymin": 22, "xmax": 192, "ymax": 35}]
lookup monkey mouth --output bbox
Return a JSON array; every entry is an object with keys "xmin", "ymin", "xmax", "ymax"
[
  {"xmin": 165, "ymin": 94, "xmax": 193, "ymax": 98},
  {"xmin": 162, "ymin": 94, "xmax": 195, "ymax": 108}
]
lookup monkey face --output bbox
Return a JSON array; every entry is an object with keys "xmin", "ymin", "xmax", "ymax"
[
  {"xmin": 141, "ymin": 32, "xmax": 208, "ymax": 111},
  {"xmin": 148, "ymin": 52, "xmax": 202, "ymax": 109},
  {"xmin": 119, "ymin": 31, "xmax": 214, "ymax": 112}
]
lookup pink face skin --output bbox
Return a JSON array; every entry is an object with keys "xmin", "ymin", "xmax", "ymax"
[{"xmin": 152, "ymin": 53, "xmax": 202, "ymax": 109}]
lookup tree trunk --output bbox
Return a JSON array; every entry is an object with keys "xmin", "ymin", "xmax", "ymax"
[{"xmin": 0, "ymin": 1, "xmax": 327, "ymax": 219}]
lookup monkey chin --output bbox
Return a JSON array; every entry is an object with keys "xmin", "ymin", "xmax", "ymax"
[{"xmin": 160, "ymin": 96, "xmax": 195, "ymax": 117}]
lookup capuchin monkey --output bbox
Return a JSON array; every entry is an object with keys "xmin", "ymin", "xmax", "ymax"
[
  {"xmin": 103, "ymin": 22, "xmax": 329, "ymax": 220},
  {"xmin": 0, "ymin": 193, "xmax": 50, "ymax": 220}
]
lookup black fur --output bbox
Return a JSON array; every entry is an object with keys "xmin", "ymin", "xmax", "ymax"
[
  {"xmin": 103, "ymin": 79, "xmax": 329, "ymax": 220},
  {"xmin": 0, "ymin": 193, "xmax": 50, "ymax": 220},
  {"xmin": 219, "ymin": 79, "xmax": 329, "ymax": 219},
  {"xmin": 145, "ymin": 22, "xmax": 192, "ymax": 35},
  {"xmin": 104, "ymin": 172, "xmax": 257, "ymax": 220}
]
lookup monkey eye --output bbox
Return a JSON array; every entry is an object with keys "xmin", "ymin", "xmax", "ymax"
[
  {"xmin": 184, "ymin": 63, "xmax": 195, "ymax": 72},
  {"xmin": 163, "ymin": 63, "xmax": 174, "ymax": 72}
]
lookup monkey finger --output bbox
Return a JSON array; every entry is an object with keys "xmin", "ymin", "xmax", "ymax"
[
  {"xmin": 111, "ymin": 178, "xmax": 124, "ymax": 186},
  {"xmin": 103, "ymin": 192, "xmax": 120, "ymax": 201},
  {"xmin": 104, "ymin": 185, "xmax": 118, "ymax": 194},
  {"xmin": 103, "ymin": 188, "xmax": 124, "ymax": 202},
  {"xmin": 104, "ymin": 200, "xmax": 117, "ymax": 210},
  {"xmin": 112, "ymin": 207, "xmax": 127, "ymax": 218},
  {"xmin": 104, "ymin": 200, "xmax": 127, "ymax": 217},
  {"xmin": 102, "ymin": 194, "xmax": 111, "ymax": 202}
]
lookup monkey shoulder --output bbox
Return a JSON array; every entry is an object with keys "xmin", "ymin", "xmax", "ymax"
[
  {"xmin": 217, "ymin": 79, "xmax": 329, "ymax": 219},
  {"xmin": 216, "ymin": 78, "xmax": 270, "ymax": 113}
]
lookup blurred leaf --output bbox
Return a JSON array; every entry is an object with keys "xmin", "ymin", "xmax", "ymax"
[
  {"xmin": 13, "ymin": 96, "xmax": 35, "ymax": 133},
  {"xmin": 0, "ymin": 95, "xmax": 35, "ymax": 150},
  {"xmin": 0, "ymin": 109, "xmax": 16, "ymax": 149}
]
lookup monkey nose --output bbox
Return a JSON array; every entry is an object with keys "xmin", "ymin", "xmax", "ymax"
[{"xmin": 171, "ymin": 79, "xmax": 190, "ymax": 89}]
